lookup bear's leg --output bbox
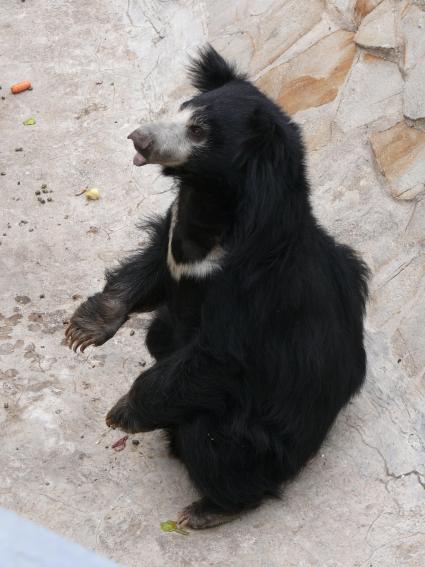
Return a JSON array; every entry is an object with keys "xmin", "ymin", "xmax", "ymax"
[
  {"xmin": 65, "ymin": 293, "xmax": 128, "ymax": 352},
  {"xmin": 66, "ymin": 214, "xmax": 170, "ymax": 352},
  {"xmin": 177, "ymin": 498, "xmax": 240, "ymax": 529},
  {"xmin": 174, "ymin": 416, "xmax": 270, "ymax": 529},
  {"xmin": 105, "ymin": 391, "xmax": 151, "ymax": 433},
  {"xmin": 145, "ymin": 306, "xmax": 175, "ymax": 361}
]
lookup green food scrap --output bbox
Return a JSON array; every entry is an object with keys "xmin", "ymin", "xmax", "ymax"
[
  {"xmin": 23, "ymin": 117, "xmax": 36, "ymax": 126},
  {"xmin": 160, "ymin": 520, "xmax": 189, "ymax": 536}
]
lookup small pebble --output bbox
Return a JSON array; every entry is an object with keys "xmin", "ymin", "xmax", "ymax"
[
  {"xmin": 1, "ymin": 97, "xmax": 5, "ymax": 101},
  {"xmin": 139, "ymin": 360, "xmax": 147, "ymax": 367},
  {"xmin": 47, "ymin": 197, "xmax": 52, "ymax": 202},
  {"xmin": 132, "ymin": 439, "xmax": 140, "ymax": 446},
  {"xmin": 39, "ymin": 294, "xmax": 45, "ymax": 298},
  {"xmin": 15, "ymin": 147, "xmax": 23, "ymax": 152},
  {"xmin": 37, "ymin": 197, "xmax": 46, "ymax": 204},
  {"xmin": 1, "ymin": 172, "xmax": 5, "ymax": 176},
  {"xmin": 4, "ymin": 402, "xmax": 9, "ymax": 409},
  {"xmin": 35, "ymin": 190, "xmax": 40, "ymax": 195},
  {"xmin": 130, "ymin": 329, "xmax": 135, "ymax": 336},
  {"xmin": 17, "ymin": 181, "xmax": 20, "ymax": 185}
]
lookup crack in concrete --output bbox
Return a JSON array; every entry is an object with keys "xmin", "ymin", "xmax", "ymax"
[
  {"xmin": 404, "ymin": 199, "xmax": 418, "ymax": 232},
  {"xmin": 126, "ymin": 0, "xmax": 134, "ymax": 27},
  {"xmin": 345, "ymin": 418, "xmax": 425, "ymax": 491},
  {"xmin": 361, "ymin": 531, "xmax": 425, "ymax": 567},
  {"xmin": 375, "ymin": 254, "xmax": 418, "ymax": 291}
]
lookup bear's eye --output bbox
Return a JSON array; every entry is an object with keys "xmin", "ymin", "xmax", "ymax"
[{"xmin": 188, "ymin": 124, "xmax": 205, "ymax": 140}]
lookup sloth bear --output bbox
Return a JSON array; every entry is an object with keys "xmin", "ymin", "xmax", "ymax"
[{"xmin": 66, "ymin": 46, "xmax": 369, "ymax": 529}]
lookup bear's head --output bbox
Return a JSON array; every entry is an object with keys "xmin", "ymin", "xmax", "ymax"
[{"xmin": 128, "ymin": 45, "xmax": 305, "ymax": 190}]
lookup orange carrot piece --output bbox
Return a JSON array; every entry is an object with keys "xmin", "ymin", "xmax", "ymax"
[{"xmin": 11, "ymin": 81, "xmax": 32, "ymax": 94}]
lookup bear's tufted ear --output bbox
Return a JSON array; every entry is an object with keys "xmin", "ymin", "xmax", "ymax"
[
  {"xmin": 188, "ymin": 45, "xmax": 243, "ymax": 92},
  {"xmin": 237, "ymin": 106, "xmax": 284, "ymax": 169}
]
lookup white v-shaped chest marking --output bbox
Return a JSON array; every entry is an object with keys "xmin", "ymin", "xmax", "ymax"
[{"xmin": 166, "ymin": 198, "xmax": 225, "ymax": 282}]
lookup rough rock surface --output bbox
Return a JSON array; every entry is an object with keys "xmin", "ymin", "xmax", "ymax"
[
  {"xmin": 0, "ymin": 1, "xmax": 424, "ymax": 567},
  {"xmin": 327, "ymin": 0, "xmax": 384, "ymax": 29},
  {"xmin": 335, "ymin": 52, "xmax": 403, "ymax": 131},
  {"xmin": 370, "ymin": 122, "xmax": 425, "ymax": 199},
  {"xmin": 354, "ymin": 0, "xmax": 399, "ymax": 61},
  {"xmin": 257, "ymin": 30, "xmax": 356, "ymax": 115},
  {"xmin": 403, "ymin": 62, "xmax": 425, "ymax": 123},
  {"xmin": 401, "ymin": 4, "xmax": 425, "ymax": 125}
]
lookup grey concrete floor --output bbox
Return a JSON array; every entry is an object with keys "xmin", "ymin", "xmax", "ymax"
[{"xmin": 1, "ymin": 1, "xmax": 424, "ymax": 566}]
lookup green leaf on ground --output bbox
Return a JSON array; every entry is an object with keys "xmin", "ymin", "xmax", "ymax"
[{"xmin": 160, "ymin": 520, "xmax": 189, "ymax": 535}]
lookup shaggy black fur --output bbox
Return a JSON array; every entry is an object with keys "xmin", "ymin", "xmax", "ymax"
[{"xmin": 66, "ymin": 46, "xmax": 369, "ymax": 527}]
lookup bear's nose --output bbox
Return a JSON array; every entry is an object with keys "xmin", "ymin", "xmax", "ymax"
[{"xmin": 127, "ymin": 128, "xmax": 152, "ymax": 150}]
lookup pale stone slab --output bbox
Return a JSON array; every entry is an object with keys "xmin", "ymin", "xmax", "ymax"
[
  {"xmin": 326, "ymin": 0, "xmax": 384, "ymax": 29},
  {"xmin": 400, "ymin": 4, "xmax": 425, "ymax": 73},
  {"xmin": 400, "ymin": 5, "xmax": 425, "ymax": 124},
  {"xmin": 257, "ymin": 30, "xmax": 356, "ymax": 115},
  {"xmin": 404, "ymin": 62, "xmax": 425, "ymax": 122},
  {"xmin": 255, "ymin": 11, "xmax": 340, "ymax": 76},
  {"xmin": 335, "ymin": 52, "xmax": 403, "ymax": 131},
  {"xmin": 370, "ymin": 122, "xmax": 425, "ymax": 199},
  {"xmin": 354, "ymin": 0, "xmax": 385, "ymax": 23},
  {"xmin": 326, "ymin": 0, "xmax": 357, "ymax": 30},
  {"xmin": 208, "ymin": 0, "xmax": 324, "ymax": 75},
  {"xmin": 355, "ymin": 0, "xmax": 399, "ymax": 60},
  {"xmin": 295, "ymin": 102, "xmax": 336, "ymax": 151}
]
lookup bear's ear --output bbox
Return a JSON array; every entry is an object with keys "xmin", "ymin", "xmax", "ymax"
[
  {"xmin": 188, "ymin": 45, "xmax": 242, "ymax": 92},
  {"xmin": 239, "ymin": 106, "xmax": 283, "ymax": 166},
  {"xmin": 249, "ymin": 107, "xmax": 277, "ymax": 145}
]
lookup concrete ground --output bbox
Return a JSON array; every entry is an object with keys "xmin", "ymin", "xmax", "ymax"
[{"xmin": 1, "ymin": 1, "xmax": 424, "ymax": 566}]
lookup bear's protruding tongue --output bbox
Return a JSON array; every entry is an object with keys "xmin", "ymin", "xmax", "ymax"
[{"xmin": 133, "ymin": 152, "xmax": 147, "ymax": 166}]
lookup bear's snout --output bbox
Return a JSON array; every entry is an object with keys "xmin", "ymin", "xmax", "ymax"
[
  {"xmin": 128, "ymin": 128, "xmax": 152, "ymax": 150},
  {"xmin": 128, "ymin": 128, "xmax": 153, "ymax": 167},
  {"xmin": 128, "ymin": 108, "xmax": 201, "ymax": 168}
]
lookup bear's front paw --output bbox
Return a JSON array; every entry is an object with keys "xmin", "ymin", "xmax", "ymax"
[
  {"xmin": 106, "ymin": 394, "xmax": 150, "ymax": 434},
  {"xmin": 65, "ymin": 293, "xmax": 127, "ymax": 352}
]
